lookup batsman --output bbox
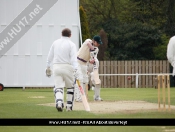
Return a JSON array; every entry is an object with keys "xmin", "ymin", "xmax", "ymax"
[{"xmin": 75, "ymin": 35, "xmax": 103, "ymax": 101}]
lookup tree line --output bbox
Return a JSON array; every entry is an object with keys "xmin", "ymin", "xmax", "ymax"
[{"xmin": 79, "ymin": 0, "xmax": 175, "ymax": 60}]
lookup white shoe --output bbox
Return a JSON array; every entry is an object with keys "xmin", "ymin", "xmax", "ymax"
[
  {"xmin": 56, "ymin": 102, "xmax": 63, "ymax": 112},
  {"xmin": 66, "ymin": 106, "xmax": 72, "ymax": 111},
  {"xmin": 94, "ymin": 97, "xmax": 103, "ymax": 101},
  {"xmin": 92, "ymin": 86, "xmax": 94, "ymax": 90},
  {"xmin": 75, "ymin": 98, "xmax": 82, "ymax": 102}
]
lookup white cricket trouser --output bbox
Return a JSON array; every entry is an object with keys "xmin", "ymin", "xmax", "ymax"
[
  {"xmin": 53, "ymin": 64, "xmax": 74, "ymax": 88},
  {"xmin": 53, "ymin": 64, "xmax": 75, "ymax": 109},
  {"xmin": 78, "ymin": 63, "xmax": 88, "ymax": 84},
  {"xmin": 74, "ymin": 63, "xmax": 89, "ymax": 101}
]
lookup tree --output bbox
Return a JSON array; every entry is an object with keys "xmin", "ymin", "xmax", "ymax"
[
  {"xmin": 98, "ymin": 29, "xmax": 108, "ymax": 60},
  {"xmin": 79, "ymin": 6, "xmax": 90, "ymax": 42},
  {"xmin": 164, "ymin": 0, "xmax": 175, "ymax": 37},
  {"xmin": 153, "ymin": 34, "xmax": 169, "ymax": 60},
  {"xmin": 131, "ymin": 0, "xmax": 175, "ymax": 37},
  {"xmin": 80, "ymin": 0, "xmax": 175, "ymax": 60},
  {"xmin": 131, "ymin": 1, "xmax": 166, "ymax": 23},
  {"xmin": 80, "ymin": 0, "xmax": 138, "ymax": 34},
  {"xmin": 102, "ymin": 20, "xmax": 163, "ymax": 60}
]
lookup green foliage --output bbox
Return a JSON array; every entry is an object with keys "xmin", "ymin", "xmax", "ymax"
[
  {"xmin": 103, "ymin": 20, "xmax": 162, "ymax": 60},
  {"xmin": 164, "ymin": 0, "xmax": 175, "ymax": 37},
  {"xmin": 153, "ymin": 34, "xmax": 170, "ymax": 60},
  {"xmin": 79, "ymin": 6, "xmax": 90, "ymax": 42},
  {"xmin": 130, "ymin": 0, "xmax": 167, "ymax": 27},
  {"xmin": 80, "ymin": 0, "xmax": 137, "ymax": 35},
  {"xmin": 98, "ymin": 29, "xmax": 108, "ymax": 60},
  {"xmin": 153, "ymin": 45, "xmax": 167, "ymax": 60},
  {"xmin": 80, "ymin": 0, "xmax": 175, "ymax": 60}
]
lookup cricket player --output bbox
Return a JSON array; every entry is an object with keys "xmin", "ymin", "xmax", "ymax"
[
  {"xmin": 167, "ymin": 36, "xmax": 175, "ymax": 76},
  {"xmin": 75, "ymin": 35, "xmax": 103, "ymax": 101},
  {"xmin": 46, "ymin": 28, "xmax": 81, "ymax": 112}
]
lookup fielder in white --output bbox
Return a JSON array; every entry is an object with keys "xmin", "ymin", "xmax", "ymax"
[
  {"xmin": 167, "ymin": 36, "xmax": 175, "ymax": 76},
  {"xmin": 75, "ymin": 35, "xmax": 103, "ymax": 101},
  {"xmin": 46, "ymin": 28, "xmax": 80, "ymax": 112}
]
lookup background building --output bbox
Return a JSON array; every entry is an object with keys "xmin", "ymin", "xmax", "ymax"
[{"xmin": 0, "ymin": 0, "xmax": 81, "ymax": 88}]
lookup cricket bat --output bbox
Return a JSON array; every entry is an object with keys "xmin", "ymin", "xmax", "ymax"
[
  {"xmin": 76, "ymin": 80, "xmax": 90, "ymax": 111},
  {"xmin": 86, "ymin": 84, "xmax": 89, "ymax": 100},
  {"xmin": 93, "ymin": 68, "xmax": 100, "ymax": 84}
]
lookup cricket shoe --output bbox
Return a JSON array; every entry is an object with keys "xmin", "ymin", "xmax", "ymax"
[
  {"xmin": 66, "ymin": 106, "xmax": 72, "ymax": 112},
  {"xmin": 94, "ymin": 97, "xmax": 103, "ymax": 101},
  {"xmin": 75, "ymin": 97, "xmax": 82, "ymax": 102},
  {"xmin": 56, "ymin": 102, "xmax": 64, "ymax": 112}
]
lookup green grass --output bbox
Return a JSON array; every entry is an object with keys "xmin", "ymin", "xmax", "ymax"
[
  {"xmin": 0, "ymin": 126, "xmax": 172, "ymax": 132},
  {"xmin": 0, "ymin": 88, "xmax": 175, "ymax": 132}
]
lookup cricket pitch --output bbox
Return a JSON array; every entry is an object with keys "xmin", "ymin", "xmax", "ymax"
[{"xmin": 38, "ymin": 101, "xmax": 175, "ymax": 113}]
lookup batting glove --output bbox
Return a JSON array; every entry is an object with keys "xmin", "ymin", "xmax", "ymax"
[
  {"xmin": 93, "ymin": 58, "xmax": 99, "ymax": 69},
  {"xmin": 46, "ymin": 67, "xmax": 52, "ymax": 77}
]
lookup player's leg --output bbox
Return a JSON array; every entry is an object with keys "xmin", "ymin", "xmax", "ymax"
[
  {"xmin": 66, "ymin": 87, "xmax": 74, "ymax": 111},
  {"xmin": 64, "ymin": 64, "xmax": 76, "ymax": 111},
  {"xmin": 94, "ymin": 82, "xmax": 103, "ymax": 101},
  {"xmin": 53, "ymin": 87, "xmax": 64, "ymax": 111},
  {"xmin": 74, "ymin": 64, "xmax": 84, "ymax": 102},
  {"xmin": 87, "ymin": 62, "xmax": 93, "ymax": 91},
  {"xmin": 81, "ymin": 64, "xmax": 89, "ymax": 94},
  {"xmin": 74, "ymin": 81, "xmax": 82, "ymax": 102},
  {"xmin": 76, "ymin": 64, "xmax": 89, "ymax": 101},
  {"xmin": 53, "ymin": 64, "xmax": 65, "ymax": 112},
  {"xmin": 91, "ymin": 72, "xmax": 103, "ymax": 101}
]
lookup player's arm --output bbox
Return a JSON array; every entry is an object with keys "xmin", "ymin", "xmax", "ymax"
[
  {"xmin": 46, "ymin": 44, "xmax": 54, "ymax": 68},
  {"xmin": 70, "ymin": 43, "xmax": 82, "ymax": 80},
  {"xmin": 46, "ymin": 43, "xmax": 54, "ymax": 77},
  {"xmin": 89, "ymin": 47, "xmax": 99, "ymax": 64},
  {"xmin": 70, "ymin": 44, "xmax": 78, "ymax": 70},
  {"xmin": 167, "ymin": 37, "xmax": 175, "ymax": 67},
  {"xmin": 86, "ymin": 39, "xmax": 94, "ymax": 50}
]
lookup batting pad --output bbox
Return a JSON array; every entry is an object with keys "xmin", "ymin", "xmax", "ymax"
[{"xmin": 93, "ymin": 69, "xmax": 100, "ymax": 84}]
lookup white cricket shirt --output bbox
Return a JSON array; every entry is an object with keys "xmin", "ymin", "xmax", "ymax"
[
  {"xmin": 47, "ymin": 36, "xmax": 78, "ymax": 70},
  {"xmin": 167, "ymin": 36, "xmax": 175, "ymax": 67}
]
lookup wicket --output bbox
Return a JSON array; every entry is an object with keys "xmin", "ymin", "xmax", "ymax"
[{"xmin": 157, "ymin": 74, "xmax": 171, "ymax": 111}]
